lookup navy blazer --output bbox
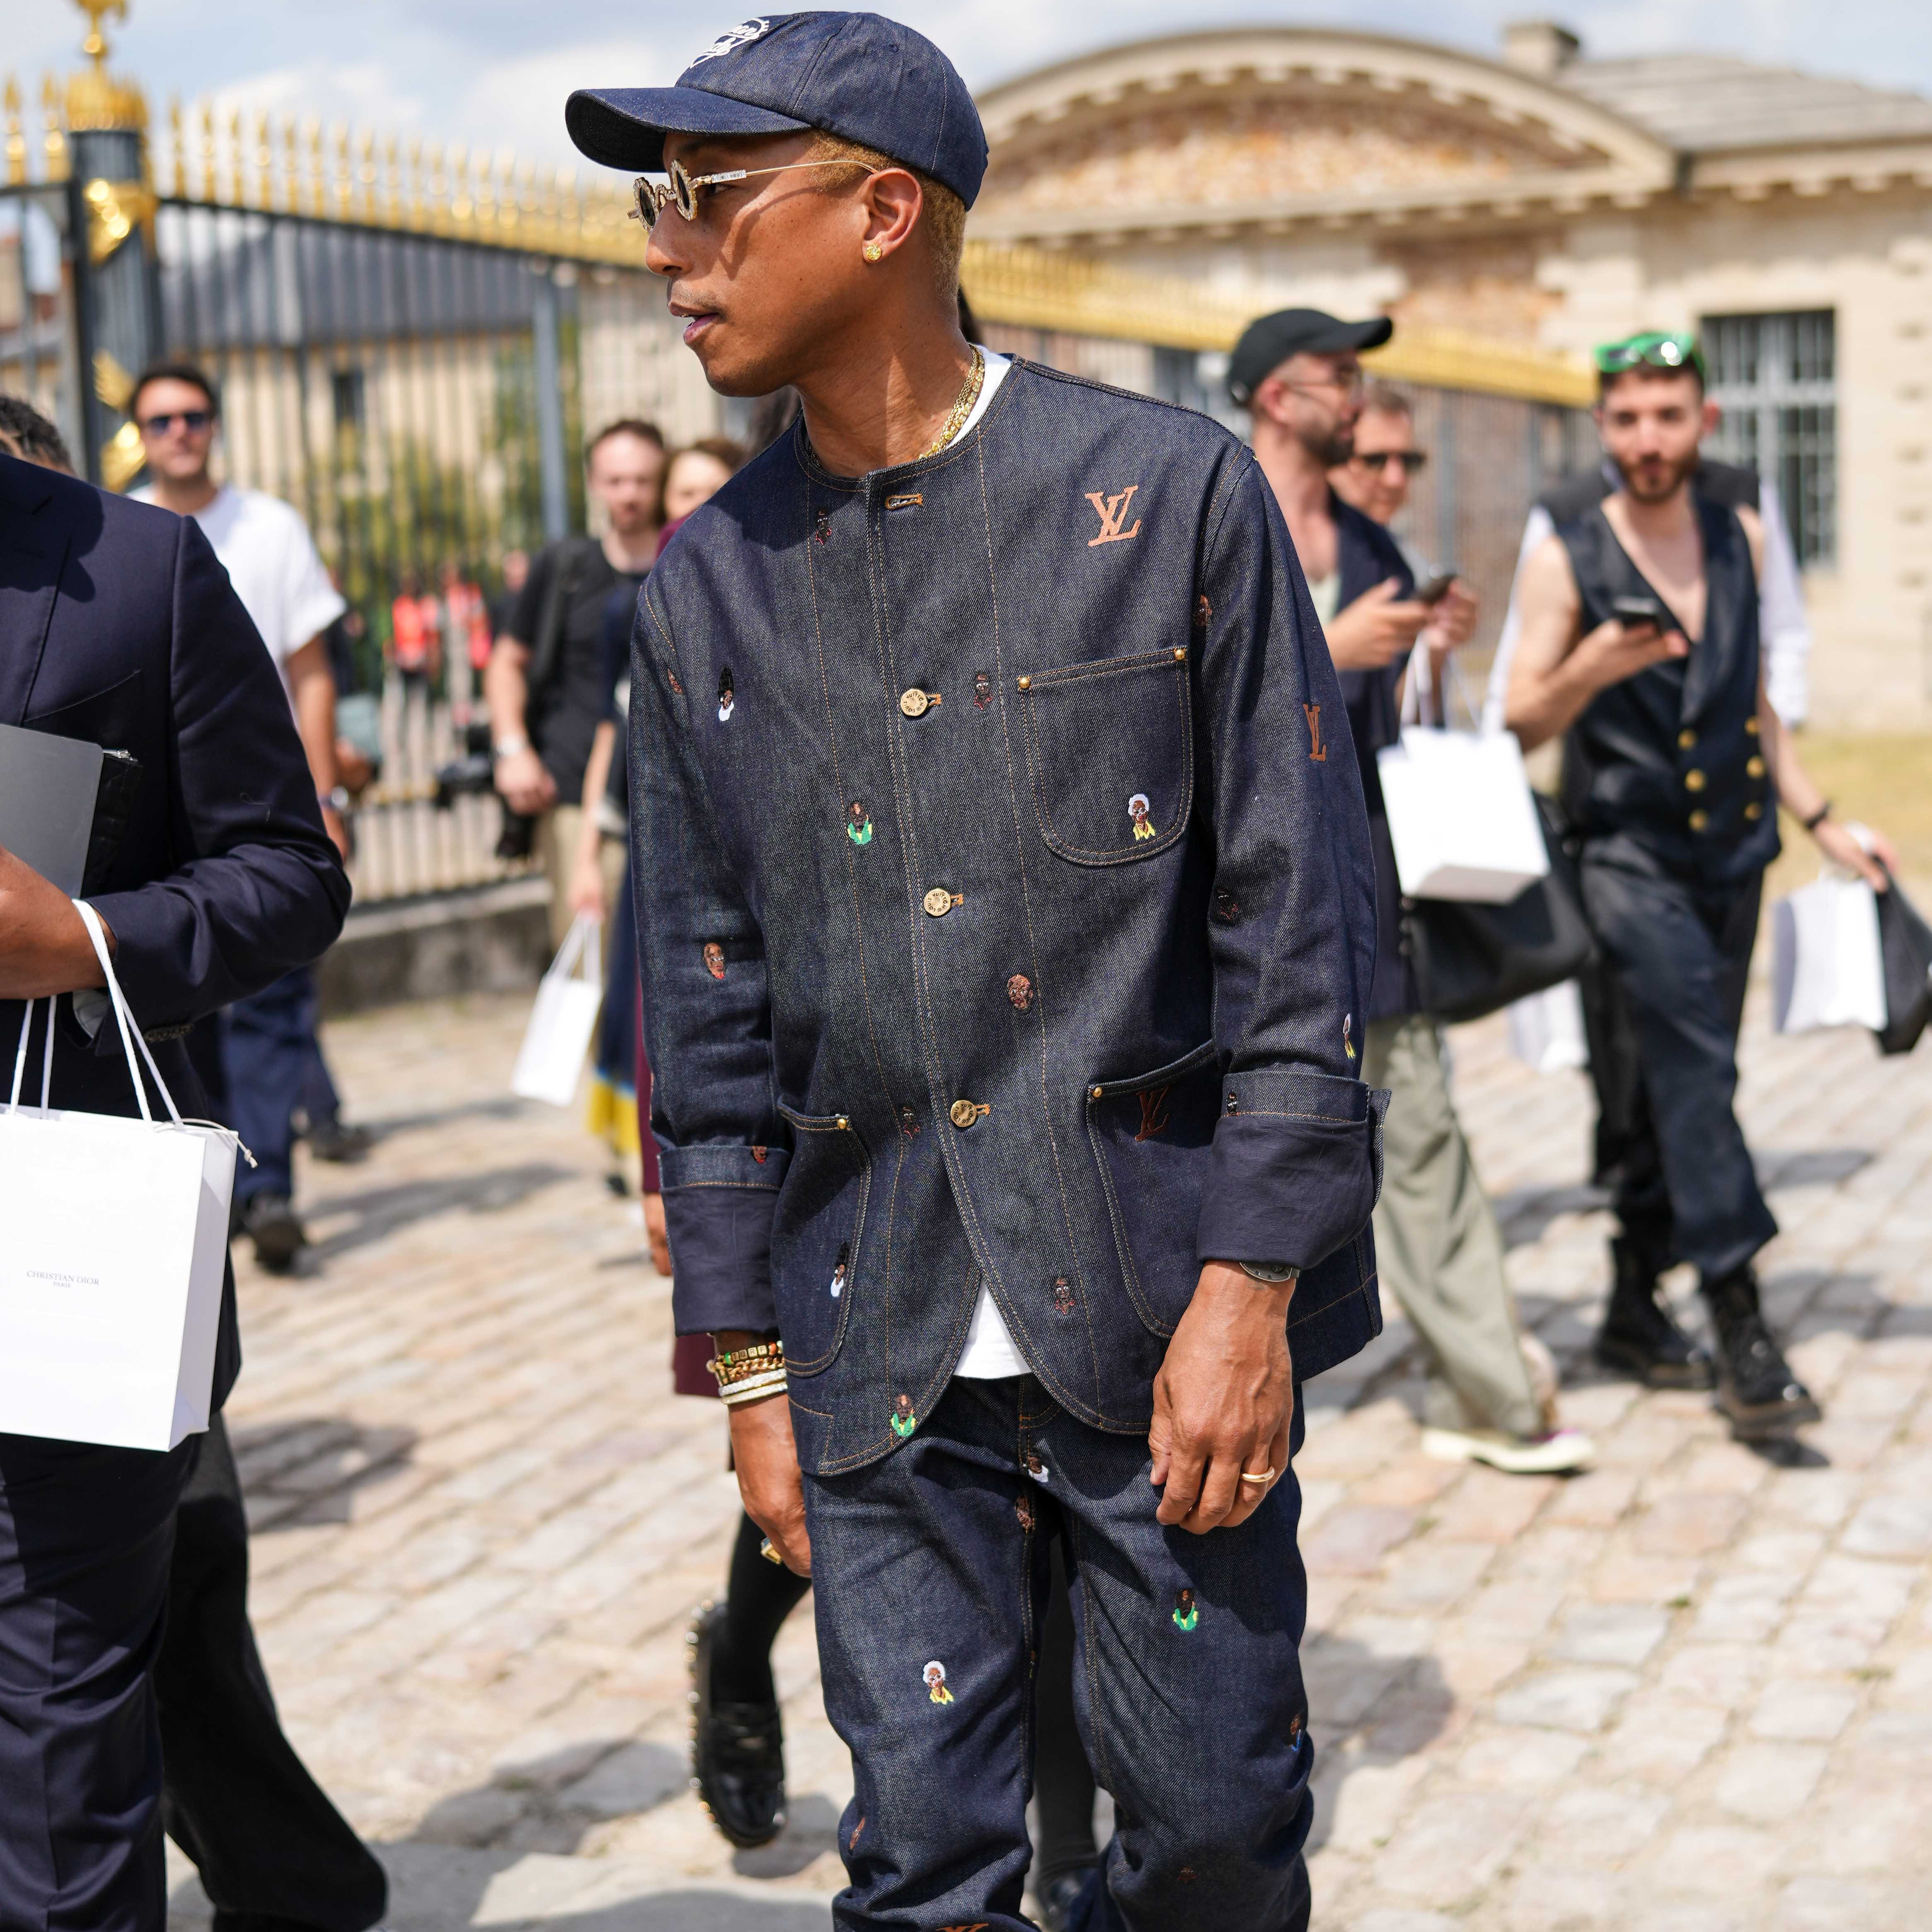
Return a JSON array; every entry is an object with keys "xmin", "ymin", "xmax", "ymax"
[{"xmin": 1, "ymin": 454, "xmax": 350, "ymax": 1403}]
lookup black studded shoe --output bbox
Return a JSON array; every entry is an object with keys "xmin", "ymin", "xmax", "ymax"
[
  {"xmin": 1700, "ymin": 1266, "xmax": 1821, "ymax": 1438},
  {"xmin": 688, "ymin": 1601, "xmax": 787, "ymax": 1849},
  {"xmin": 1593, "ymin": 1237, "xmax": 1714, "ymax": 1389}
]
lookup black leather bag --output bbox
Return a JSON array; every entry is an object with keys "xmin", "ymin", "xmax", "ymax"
[
  {"xmin": 1401, "ymin": 794, "xmax": 1595, "ymax": 1026},
  {"xmin": 1876, "ymin": 867, "xmax": 1932, "ymax": 1057}
]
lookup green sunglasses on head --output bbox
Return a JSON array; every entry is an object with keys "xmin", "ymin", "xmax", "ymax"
[{"xmin": 1593, "ymin": 330, "xmax": 1708, "ymax": 383}]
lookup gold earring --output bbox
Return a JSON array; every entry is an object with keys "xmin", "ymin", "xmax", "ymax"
[{"xmin": 863, "ymin": 241, "xmax": 884, "ymax": 263}]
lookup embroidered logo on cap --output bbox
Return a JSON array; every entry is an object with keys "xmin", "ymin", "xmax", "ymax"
[{"xmin": 690, "ymin": 19, "xmax": 772, "ymax": 63}]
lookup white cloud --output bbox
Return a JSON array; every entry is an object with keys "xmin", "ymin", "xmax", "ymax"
[
  {"xmin": 203, "ymin": 62, "xmax": 429, "ymax": 138},
  {"xmin": 458, "ymin": 40, "xmax": 678, "ymax": 169}
]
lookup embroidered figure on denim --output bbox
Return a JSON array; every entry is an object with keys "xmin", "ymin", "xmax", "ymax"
[
  {"xmin": 1014, "ymin": 1494, "xmax": 1035, "ymax": 1533},
  {"xmin": 891, "ymin": 1394, "xmax": 916, "ymax": 1438},
  {"xmin": 1006, "ymin": 973, "xmax": 1033, "ymax": 1011},
  {"xmin": 751, "ymin": 1145, "xmax": 767, "ymax": 1163},
  {"xmin": 1135, "ymin": 1086, "xmax": 1171, "ymax": 1142},
  {"xmin": 1343, "ymin": 1012, "xmax": 1356, "ymax": 1062},
  {"xmin": 666, "ymin": 669, "xmax": 684, "ymax": 695},
  {"xmin": 717, "ymin": 668, "xmax": 735, "ymax": 722},
  {"xmin": 847, "ymin": 801, "xmax": 874, "ymax": 846},
  {"xmin": 1052, "ymin": 1275, "xmax": 1075, "ymax": 1317},
  {"xmin": 899, "ymin": 1103, "xmax": 920, "ymax": 1137},
  {"xmin": 1303, "ymin": 701, "xmax": 1327, "ymax": 763},
  {"xmin": 689, "ymin": 18, "xmax": 773, "ymax": 64},
  {"xmin": 830, "ymin": 1242, "xmax": 849, "ymax": 1299},
  {"xmin": 1213, "ymin": 889, "xmax": 1240, "ymax": 923},
  {"xmin": 814, "ymin": 508, "xmax": 830, "ymax": 545},
  {"xmin": 1025, "ymin": 1451, "xmax": 1048, "ymax": 1482},
  {"xmin": 1128, "ymin": 792, "xmax": 1155, "ymax": 841},
  {"xmin": 1194, "ymin": 593, "xmax": 1212, "ymax": 631},
  {"xmin": 1085, "ymin": 484, "xmax": 1143, "ymax": 547},
  {"xmin": 973, "ymin": 670, "xmax": 993, "ymax": 710},
  {"xmin": 703, "ymin": 942, "xmax": 726, "ymax": 981},
  {"xmin": 922, "ymin": 1660, "xmax": 955, "ymax": 1705},
  {"xmin": 849, "ymin": 1814, "xmax": 865, "ymax": 1852},
  {"xmin": 1172, "ymin": 1587, "xmax": 1198, "ymax": 1632}
]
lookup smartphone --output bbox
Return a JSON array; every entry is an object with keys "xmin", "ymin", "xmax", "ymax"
[
  {"xmin": 1611, "ymin": 593, "xmax": 1665, "ymax": 629},
  {"xmin": 1415, "ymin": 571, "xmax": 1460, "ymax": 606}
]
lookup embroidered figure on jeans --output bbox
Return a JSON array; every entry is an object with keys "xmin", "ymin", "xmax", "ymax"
[
  {"xmin": 703, "ymin": 941, "xmax": 726, "ymax": 981},
  {"xmin": 1006, "ymin": 973, "xmax": 1034, "ymax": 1011},
  {"xmin": 891, "ymin": 1394, "xmax": 917, "ymax": 1438},
  {"xmin": 830, "ymin": 1241, "xmax": 849, "ymax": 1299},
  {"xmin": 847, "ymin": 801, "xmax": 874, "ymax": 846},
  {"xmin": 1343, "ymin": 1012, "xmax": 1356, "ymax": 1062},
  {"xmin": 973, "ymin": 669, "xmax": 993, "ymax": 710},
  {"xmin": 717, "ymin": 667, "xmax": 735, "ymax": 722},
  {"xmin": 1173, "ymin": 1588, "xmax": 1198, "ymax": 1632},
  {"xmin": 1052, "ymin": 1275, "xmax": 1076, "ymax": 1317},
  {"xmin": 923, "ymin": 1660, "xmax": 955, "ymax": 1705},
  {"xmin": 1128, "ymin": 792, "xmax": 1155, "ymax": 841}
]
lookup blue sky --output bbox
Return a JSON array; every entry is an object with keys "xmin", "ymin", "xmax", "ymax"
[{"xmin": 16, "ymin": 1, "xmax": 1932, "ymax": 172}]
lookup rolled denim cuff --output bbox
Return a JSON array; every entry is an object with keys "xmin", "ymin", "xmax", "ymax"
[
  {"xmin": 1196, "ymin": 1071, "xmax": 1389, "ymax": 1271},
  {"xmin": 664, "ymin": 1181, "xmax": 782, "ymax": 1336}
]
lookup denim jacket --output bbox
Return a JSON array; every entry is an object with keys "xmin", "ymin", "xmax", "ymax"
[{"xmin": 631, "ymin": 361, "xmax": 1387, "ymax": 1475}]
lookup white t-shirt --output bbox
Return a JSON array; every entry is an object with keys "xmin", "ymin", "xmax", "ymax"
[
  {"xmin": 136, "ymin": 484, "xmax": 345, "ymax": 708},
  {"xmin": 948, "ymin": 347, "xmax": 1035, "ymax": 1383}
]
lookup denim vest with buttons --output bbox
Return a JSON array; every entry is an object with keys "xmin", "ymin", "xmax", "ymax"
[{"xmin": 631, "ymin": 361, "xmax": 1387, "ymax": 1475}]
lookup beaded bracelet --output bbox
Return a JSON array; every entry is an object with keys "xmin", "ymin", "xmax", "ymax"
[{"xmin": 707, "ymin": 1340, "xmax": 785, "ymax": 1392}]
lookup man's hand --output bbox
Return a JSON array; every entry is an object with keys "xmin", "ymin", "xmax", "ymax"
[
  {"xmin": 643, "ymin": 1191, "xmax": 673, "ymax": 1277},
  {"xmin": 728, "ymin": 1390, "xmax": 811, "ymax": 1575},
  {"xmin": 0, "ymin": 844, "xmax": 112, "ymax": 1000},
  {"xmin": 1815, "ymin": 818, "xmax": 1898, "ymax": 893},
  {"xmin": 569, "ymin": 846, "xmax": 607, "ymax": 919},
  {"xmin": 1324, "ymin": 578, "xmax": 1431, "ymax": 671},
  {"xmin": 494, "ymin": 746, "xmax": 557, "ymax": 816},
  {"xmin": 1149, "ymin": 1261, "xmax": 1295, "ymax": 1534},
  {"xmin": 1426, "ymin": 579, "xmax": 1478, "ymax": 652},
  {"xmin": 1574, "ymin": 617, "xmax": 1687, "ymax": 694}
]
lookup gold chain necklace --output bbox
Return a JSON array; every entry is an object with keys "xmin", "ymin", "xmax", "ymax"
[{"xmin": 915, "ymin": 347, "xmax": 985, "ymax": 461}]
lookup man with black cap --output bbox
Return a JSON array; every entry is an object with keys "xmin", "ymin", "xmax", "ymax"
[
  {"xmin": 568, "ymin": 17, "xmax": 1385, "ymax": 1929},
  {"xmin": 1230, "ymin": 309, "xmax": 1591, "ymax": 1477}
]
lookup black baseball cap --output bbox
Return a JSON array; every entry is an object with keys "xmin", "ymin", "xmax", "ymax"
[
  {"xmin": 566, "ymin": 13, "xmax": 988, "ymax": 210},
  {"xmin": 1227, "ymin": 308, "xmax": 1395, "ymax": 407}
]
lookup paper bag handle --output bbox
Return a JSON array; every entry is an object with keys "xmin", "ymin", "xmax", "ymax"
[
  {"xmin": 71, "ymin": 900, "xmax": 186, "ymax": 1129},
  {"xmin": 1400, "ymin": 633, "xmax": 1482, "ymax": 734},
  {"xmin": 7, "ymin": 996, "xmax": 55, "ymax": 1114},
  {"xmin": 550, "ymin": 912, "xmax": 602, "ymax": 986}
]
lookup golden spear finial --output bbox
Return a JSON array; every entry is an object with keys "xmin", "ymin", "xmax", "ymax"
[
  {"xmin": 74, "ymin": 0, "xmax": 129, "ymax": 71},
  {"xmin": 3, "ymin": 77, "xmax": 26, "ymax": 188}
]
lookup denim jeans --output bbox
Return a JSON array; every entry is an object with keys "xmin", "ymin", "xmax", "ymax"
[
  {"xmin": 806, "ymin": 1373, "xmax": 1313, "ymax": 1932},
  {"xmin": 221, "ymin": 965, "xmax": 318, "ymax": 1201}
]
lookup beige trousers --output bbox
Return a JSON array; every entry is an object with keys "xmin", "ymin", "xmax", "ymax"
[
  {"xmin": 1363, "ymin": 1013, "xmax": 1543, "ymax": 1439},
  {"xmin": 536, "ymin": 806, "xmax": 628, "ymax": 964}
]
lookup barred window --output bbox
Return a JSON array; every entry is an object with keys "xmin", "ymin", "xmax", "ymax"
[{"xmin": 1701, "ymin": 310, "xmax": 1836, "ymax": 568}]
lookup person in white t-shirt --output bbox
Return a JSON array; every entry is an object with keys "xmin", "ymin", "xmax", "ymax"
[{"xmin": 133, "ymin": 364, "xmax": 371, "ymax": 1274}]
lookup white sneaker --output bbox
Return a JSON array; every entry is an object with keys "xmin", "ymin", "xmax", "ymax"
[{"xmin": 1421, "ymin": 1425, "xmax": 1595, "ymax": 1474}]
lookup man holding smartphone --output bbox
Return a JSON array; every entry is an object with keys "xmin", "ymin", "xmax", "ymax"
[
  {"xmin": 1507, "ymin": 330, "xmax": 1896, "ymax": 1439},
  {"xmin": 1237, "ymin": 315, "xmax": 1591, "ymax": 1475}
]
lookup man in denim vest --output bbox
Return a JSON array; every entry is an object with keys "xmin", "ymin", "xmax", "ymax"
[{"xmin": 569, "ymin": 17, "xmax": 1384, "ymax": 1927}]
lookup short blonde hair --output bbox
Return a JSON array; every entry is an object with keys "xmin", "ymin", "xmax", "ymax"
[{"xmin": 805, "ymin": 131, "xmax": 966, "ymax": 297}]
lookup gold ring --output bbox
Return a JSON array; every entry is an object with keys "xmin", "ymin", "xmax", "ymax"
[
  {"xmin": 1239, "ymin": 1468, "xmax": 1276, "ymax": 1484},
  {"xmin": 759, "ymin": 1537, "xmax": 784, "ymax": 1564}
]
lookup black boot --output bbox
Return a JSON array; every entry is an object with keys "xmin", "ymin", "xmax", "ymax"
[
  {"xmin": 687, "ymin": 1601, "xmax": 787, "ymax": 1849},
  {"xmin": 1700, "ymin": 1266, "xmax": 1821, "ymax": 1438},
  {"xmin": 1594, "ymin": 1237, "xmax": 1713, "ymax": 1389}
]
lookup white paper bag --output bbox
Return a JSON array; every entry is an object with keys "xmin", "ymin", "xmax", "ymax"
[
  {"xmin": 1376, "ymin": 654, "xmax": 1550, "ymax": 904},
  {"xmin": 1772, "ymin": 875, "xmax": 1886, "ymax": 1034},
  {"xmin": 0, "ymin": 902, "xmax": 239, "ymax": 1451},
  {"xmin": 511, "ymin": 914, "xmax": 603, "ymax": 1106},
  {"xmin": 1507, "ymin": 980, "xmax": 1590, "ymax": 1073}
]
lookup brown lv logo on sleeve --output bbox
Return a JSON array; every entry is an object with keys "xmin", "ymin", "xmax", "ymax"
[
  {"xmin": 1085, "ymin": 484, "xmax": 1143, "ymax": 547},
  {"xmin": 1135, "ymin": 1086, "xmax": 1172, "ymax": 1141},
  {"xmin": 1303, "ymin": 702, "xmax": 1327, "ymax": 762}
]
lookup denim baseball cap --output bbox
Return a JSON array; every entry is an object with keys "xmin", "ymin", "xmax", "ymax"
[{"xmin": 566, "ymin": 13, "xmax": 988, "ymax": 210}]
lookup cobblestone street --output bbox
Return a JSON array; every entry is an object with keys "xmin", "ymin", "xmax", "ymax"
[{"xmin": 165, "ymin": 985, "xmax": 1932, "ymax": 1932}]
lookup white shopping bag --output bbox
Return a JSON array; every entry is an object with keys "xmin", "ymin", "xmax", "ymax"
[
  {"xmin": 1377, "ymin": 653, "xmax": 1549, "ymax": 904},
  {"xmin": 1772, "ymin": 874, "xmax": 1886, "ymax": 1034},
  {"xmin": 511, "ymin": 914, "xmax": 603, "ymax": 1106},
  {"xmin": 0, "ymin": 902, "xmax": 240, "ymax": 1451},
  {"xmin": 1507, "ymin": 980, "xmax": 1590, "ymax": 1073}
]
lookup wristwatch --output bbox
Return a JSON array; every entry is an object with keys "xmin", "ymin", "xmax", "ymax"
[
  {"xmin": 1237, "ymin": 1261, "xmax": 1300, "ymax": 1284},
  {"xmin": 492, "ymin": 733, "xmax": 530, "ymax": 760},
  {"xmin": 320, "ymin": 786, "xmax": 351, "ymax": 813}
]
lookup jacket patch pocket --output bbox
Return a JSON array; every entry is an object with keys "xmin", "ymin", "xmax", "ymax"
[
  {"xmin": 1018, "ymin": 646, "xmax": 1193, "ymax": 865},
  {"xmin": 769, "ymin": 1105, "xmax": 871, "ymax": 1376},
  {"xmin": 1085, "ymin": 1042, "xmax": 1220, "ymax": 1336}
]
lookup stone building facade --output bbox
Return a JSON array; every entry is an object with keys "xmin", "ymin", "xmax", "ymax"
[{"xmin": 973, "ymin": 22, "xmax": 1932, "ymax": 730}]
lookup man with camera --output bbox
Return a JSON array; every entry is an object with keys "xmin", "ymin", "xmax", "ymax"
[{"xmin": 1507, "ymin": 330, "xmax": 1896, "ymax": 1439}]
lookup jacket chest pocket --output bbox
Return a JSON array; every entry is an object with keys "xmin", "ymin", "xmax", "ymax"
[
  {"xmin": 769, "ymin": 1105, "xmax": 871, "ymax": 1376},
  {"xmin": 1018, "ymin": 646, "xmax": 1194, "ymax": 865}
]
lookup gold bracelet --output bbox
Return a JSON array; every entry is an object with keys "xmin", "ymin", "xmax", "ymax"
[{"xmin": 719, "ymin": 1372, "xmax": 788, "ymax": 1408}]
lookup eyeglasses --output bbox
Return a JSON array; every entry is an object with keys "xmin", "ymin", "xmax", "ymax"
[
  {"xmin": 1593, "ymin": 331, "xmax": 1707, "ymax": 384},
  {"xmin": 1283, "ymin": 369, "xmax": 1365, "ymax": 402},
  {"xmin": 629, "ymin": 156, "xmax": 878, "ymax": 229},
  {"xmin": 1348, "ymin": 449, "xmax": 1427, "ymax": 475},
  {"xmin": 138, "ymin": 410, "xmax": 212, "ymax": 436}
]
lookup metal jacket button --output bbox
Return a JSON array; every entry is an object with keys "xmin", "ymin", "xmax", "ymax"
[
  {"xmin": 924, "ymin": 887, "xmax": 960, "ymax": 918},
  {"xmin": 1746, "ymin": 755, "xmax": 1766, "ymax": 779},
  {"xmin": 950, "ymin": 1099, "xmax": 983, "ymax": 1129},
  {"xmin": 1678, "ymin": 728, "xmax": 1697, "ymax": 749},
  {"xmin": 900, "ymin": 688, "xmax": 937, "ymax": 718},
  {"xmin": 1745, "ymin": 716, "xmax": 1760, "ymax": 735},
  {"xmin": 1744, "ymin": 802, "xmax": 1764, "ymax": 820},
  {"xmin": 1689, "ymin": 809, "xmax": 1710, "ymax": 832},
  {"xmin": 1684, "ymin": 769, "xmax": 1707, "ymax": 792}
]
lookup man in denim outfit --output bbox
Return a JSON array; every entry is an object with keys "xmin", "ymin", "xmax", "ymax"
[{"xmin": 569, "ymin": 17, "xmax": 1385, "ymax": 1927}]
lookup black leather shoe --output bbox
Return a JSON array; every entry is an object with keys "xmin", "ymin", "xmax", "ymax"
[
  {"xmin": 1593, "ymin": 1237, "xmax": 1714, "ymax": 1389},
  {"xmin": 688, "ymin": 1601, "xmax": 787, "ymax": 1849},
  {"xmin": 305, "ymin": 1118, "xmax": 374, "ymax": 1163},
  {"xmin": 240, "ymin": 1193, "xmax": 306, "ymax": 1273},
  {"xmin": 1039, "ymin": 1867, "xmax": 1098, "ymax": 1931},
  {"xmin": 1701, "ymin": 1267, "xmax": 1821, "ymax": 1438}
]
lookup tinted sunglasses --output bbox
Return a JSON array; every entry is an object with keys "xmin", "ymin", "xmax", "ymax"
[
  {"xmin": 1349, "ymin": 449, "xmax": 1427, "ymax": 474},
  {"xmin": 1593, "ymin": 332, "xmax": 1707, "ymax": 384},
  {"xmin": 630, "ymin": 155, "xmax": 877, "ymax": 228},
  {"xmin": 138, "ymin": 410, "xmax": 213, "ymax": 435}
]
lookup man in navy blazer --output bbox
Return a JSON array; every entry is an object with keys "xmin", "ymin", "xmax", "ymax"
[{"xmin": 0, "ymin": 448, "xmax": 349, "ymax": 1929}]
